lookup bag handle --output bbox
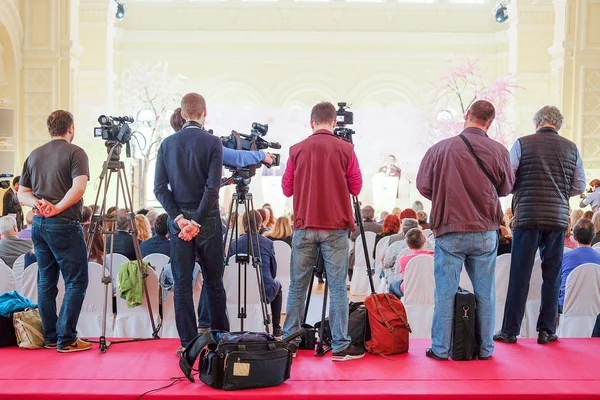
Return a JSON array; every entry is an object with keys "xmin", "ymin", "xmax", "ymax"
[
  {"xmin": 372, "ymin": 294, "xmax": 392, "ymax": 331},
  {"xmin": 15, "ymin": 319, "xmax": 44, "ymax": 344},
  {"xmin": 461, "ymin": 306, "xmax": 479, "ymax": 353},
  {"xmin": 459, "ymin": 134, "xmax": 499, "ymax": 188},
  {"xmin": 382, "ymin": 294, "xmax": 412, "ymax": 332},
  {"xmin": 180, "ymin": 331, "xmax": 217, "ymax": 382}
]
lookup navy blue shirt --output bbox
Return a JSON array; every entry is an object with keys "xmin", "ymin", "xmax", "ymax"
[
  {"xmin": 140, "ymin": 235, "xmax": 171, "ymax": 258},
  {"xmin": 154, "ymin": 122, "xmax": 223, "ymax": 224}
]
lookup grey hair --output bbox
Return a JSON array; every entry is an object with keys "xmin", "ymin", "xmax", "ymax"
[
  {"xmin": 0, "ymin": 216, "xmax": 17, "ymax": 235},
  {"xmin": 146, "ymin": 209, "xmax": 159, "ymax": 228},
  {"xmin": 362, "ymin": 206, "xmax": 375, "ymax": 221},
  {"xmin": 533, "ymin": 106, "xmax": 563, "ymax": 130},
  {"xmin": 116, "ymin": 209, "xmax": 130, "ymax": 230},
  {"xmin": 401, "ymin": 218, "xmax": 420, "ymax": 234}
]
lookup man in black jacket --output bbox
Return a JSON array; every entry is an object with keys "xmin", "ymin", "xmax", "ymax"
[
  {"xmin": 154, "ymin": 93, "xmax": 229, "ymax": 355},
  {"xmin": 2, "ymin": 176, "xmax": 23, "ymax": 231},
  {"xmin": 495, "ymin": 106, "xmax": 586, "ymax": 345}
]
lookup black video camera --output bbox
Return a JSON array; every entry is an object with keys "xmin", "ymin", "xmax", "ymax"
[
  {"xmin": 220, "ymin": 122, "xmax": 281, "ymax": 176},
  {"xmin": 0, "ymin": 173, "xmax": 14, "ymax": 190},
  {"xmin": 94, "ymin": 115, "xmax": 134, "ymax": 144},
  {"xmin": 333, "ymin": 102, "xmax": 355, "ymax": 143}
]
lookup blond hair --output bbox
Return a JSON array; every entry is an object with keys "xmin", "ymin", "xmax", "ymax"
[
  {"xmin": 267, "ymin": 216, "xmax": 292, "ymax": 240},
  {"xmin": 135, "ymin": 214, "xmax": 152, "ymax": 241},
  {"xmin": 592, "ymin": 211, "xmax": 600, "ymax": 234},
  {"xmin": 570, "ymin": 209, "xmax": 584, "ymax": 229}
]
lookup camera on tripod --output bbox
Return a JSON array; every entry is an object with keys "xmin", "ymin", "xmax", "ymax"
[
  {"xmin": 94, "ymin": 115, "xmax": 134, "ymax": 144},
  {"xmin": 333, "ymin": 102, "xmax": 355, "ymax": 143}
]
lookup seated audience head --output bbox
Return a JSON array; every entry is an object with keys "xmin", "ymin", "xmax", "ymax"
[
  {"xmin": 116, "ymin": 209, "xmax": 130, "ymax": 231},
  {"xmin": 310, "ymin": 102, "xmax": 336, "ymax": 132},
  {"xmin": 155, "ymin": 213, "xmax": 169, "ymax": 238},
  {"xmin": 362, "ymin": 206, "xmax": 375, "ymax": 222},
  {"xmin": 392, "ymin": 207, "xmax": 401, "ymax": 216},
  {"xmin": 263, "ymin": 206, "xmax": 276, "ymax": 229},
  {"xmin": 591, "ymin": 179, "xmax": 600, "ymax": 191},
  {"xmin": 593, "ymin": 211, "xmax": 600, "ymax": 234},
  {"xmin": 0, "ymin": 216, "xmax": 18, "ymax": 239},
  {"xmin": 135, "ymin": 214, "xmax": 152, "ymax": 241},
  {"xmin": 464, "ymin": 100, "xmax": 496, "ymax": 132},
  {"xmin": 170, "ymin": 107, "xmax": 186, "ymax": 131},
  {"xmin": 82, "ymin": 206, "xmax": 93, "ymax": 224},
  {"xmin": 573, "ymin": 218, "xmax": 595, "ymax": 246},
  {"xmin": 570, "ymin": 209, "xmax": 584, "ymax": 229},
  {"xmin": 417, "ymin": 211, "xmax": 428, "ymax": 224},
  {"xmin": 242, "ymin": 210, "xmax": 263, "ymax": 234},
  {"xmin": 379, "ymin": 211, "xmax": 389, "ymax": 221},
  {"xmin": 412, "ymin": 201, "xmax": 424, "ymax": 212},
  {"xmin": 89, "ymin": 231, "xmax": 105, "ymax": 265},
  {"xmin": 401, "ymin": 218, "xmax": 420, "ymax": 235},
  {"xmin": 257, "ymin": 209, "xmax": 268, "ymax": 229},
  {"xmin": 12, "ymin": 176, "xmax": 19, "ymax": 190},
  {"xmin": 405, "ymin": 228, "xmax": 426, "ymax": 251},
  {"xmin": 25, "ymin": 211, "xmax": 35, "ymax": 227},
  {"xmin": 47, "ymin": 110, "xmax": 75, "ymax": 141},
  {"xmin": 400, "ymin": 208, "xmax": 418, "ymax": 222},
  {"xmin": 505, "ymin": 207, "xmax": 513, "ymax": 219},
  {"xmin": 534, "ymin": 105, "xmax": 563, "ymax": 131},
  {"xmin": 146, "ymin": 209, "xmax": 159, "ymax": 229},
  {"xmin": 583, "ymin": 210, "xmax": 594, "ymax": 221},
  {"xmin": 181, "ymin": 93, "xmax": 207, "ymax": 122},
  {"xmin": 382, "ymin": 214, "xmax": 400, "ymax": 234},
  {"xmin": 262, "ymin": 203, "xmax": 271, "ymax": 208},
  {"xmin": 269, "ymin": 216, "xmax": 293, "ymax": 239},
  {"xmin": 136, "ymin": 208, "xmax": 149, "ymax": 216}
]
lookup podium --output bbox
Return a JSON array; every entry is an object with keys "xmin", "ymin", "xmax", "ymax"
[{"xmin": 372, "ymin": 175, "xmax": 399, "ymax": 214}]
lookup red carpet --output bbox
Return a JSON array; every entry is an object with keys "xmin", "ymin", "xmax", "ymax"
[{"xmin": 1, "ymin": 338, "xmax": 600, "ymax": 399}]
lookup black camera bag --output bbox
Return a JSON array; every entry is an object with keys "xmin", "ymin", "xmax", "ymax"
[
  {"xmin": 452, "ymin": 288, "xmax": 479, "ymax": 361},
  {"xmin": 298, "ymin": 323, "xmax": 317, "ymax": 350},
  {"xmin": 0, "ymin": 314, "xmax": 17, "ymax": 348},
  {"xmin": 315, "ymin": 302, "xmax": 370, "ymax": 349},
  {"xmin": 180, "ymin": 331, "xmax": 296, "ymax": 391}
]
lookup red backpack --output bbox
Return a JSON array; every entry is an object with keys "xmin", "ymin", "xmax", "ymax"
[{"xmin": 364, "ymin": 293, "xmax": 412, "ymax": 355}]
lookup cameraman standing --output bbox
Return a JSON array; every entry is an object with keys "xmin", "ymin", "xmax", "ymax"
[
  {"xmin": 281, "ymin": 102, "xmax": 364, "ymax": 362},
  {"xmin": 154, "ymin": 93, "xmax": 229, "ymax": 357},
  {"xmin": 580, "ymin": 179, "xmax": 600, "ymax": 211}
]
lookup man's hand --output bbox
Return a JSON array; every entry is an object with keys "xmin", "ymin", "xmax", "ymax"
[
  {"xmin": 36, "ymin": 199, "xmax": 61, "ymax": 218},
  {"xmin": 179, "ymin": 224, "xmax": 200, "ymax": 241},
  {"xmin": 263, "ymin": 153, "xmax": 276, "ymax": 166},
  {"xmin": 176, "ymin": 217, "xmax": 191, "ymax": 231}
]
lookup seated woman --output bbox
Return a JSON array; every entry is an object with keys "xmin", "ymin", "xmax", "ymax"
[
  {"xmin": 265, "ymin": 216, "xmax": 293, "ymax": 246},
  {"xmin": 389, "ymin": 228, "xmax": 433, "ymax": 299},
  {"xmin": 228, "ymin": 210, "xmax": 283, "ymax": 337},
  {"xmin": 373, "ymin": 214, "xmax": 400, "ymax": 259}
]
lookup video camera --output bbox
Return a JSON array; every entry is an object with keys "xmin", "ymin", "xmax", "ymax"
[
  {"xmin": 0, "ymin": 173, "xmax": 13, "ymax": 190},
  {"xmin": 333, "ymin": 102, "xmax": 355, "ymax": 143},
  {"xmin": 94, "ymin": 115, "xmax": 135, "ymax": 158}
]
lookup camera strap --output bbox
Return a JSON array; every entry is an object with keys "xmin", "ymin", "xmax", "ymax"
[{"xmin": 459, "ymin": 133, "xmax": 499, "ymax": 189}]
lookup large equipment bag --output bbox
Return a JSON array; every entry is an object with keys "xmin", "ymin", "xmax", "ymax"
[
  {"xmin": 0, "ymin": 314, "xmax": 17, "ymax": 348},
  {"xmin": 452, "ymin": 288, "xmax": 479, "ymax": 361},
  {"xmin": 364, "ymin": 293, "xmax": 411, "ymax": 355},
  {"xmin": 13, "ymin": 308, "xmax": 44, "ymax": 349},
  {"xmin": 315, "ymin": 301, "xmax": 370, "ymax": 349},
  {"xmin": 180, "ymin": 331, "xmax": 297, "ymax": 391}
]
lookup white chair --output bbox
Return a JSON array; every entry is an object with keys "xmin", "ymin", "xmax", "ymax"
[
  {"xmin": 77, "ymin": 262, "xmax": 114, "ymax": 337},
  {"xmin": 374, "ymin": 236, "xmax": 391, "ymax": 276},
  {"xmin": 494, "ymin": 254, "xmax": 512, "ymax": 332},
  {"xmin": 143, "ymin": 253, "xmax": 170, "ymax": 277},
  {"xmin": 223, "ymin": 256, "xmax": 266, "ymax": 332},
  {"xmin": 0, "ymin": 261, "xmax": 16, "ymax": 294},
  {"xmin": 21, "ymin": 262, "xmax": 38, "ymax": 302},
  {"xmin": 593, "ymin": 243, "xmax": 600, "ymax": 253},
  {"xmin": 104, "ymin": 253, "xmax": 130, "ymax": 294},
  {"xmin": 350, "ymin": 231, "xmax": 377, "ymax": 296},
  {"xmin": 398, "ymin": 247, "xmax": 413, "ymax": 258},
  {"xmin": 521, "ymin": 258, "xmax": 543, "ymax": 338},
  {"xmin": 114, "ymin": 267, "xmax": 160, "ymax": 338},
  {"xmin": 563, "ymin": 247, "xmax": 572, "ymax": 254},
  {"xmin": 459, "ymin": 268, "xmax": 474, "ymax": 293},
  {"xmin": 559, "ymin": 263, "xmax": 600, "ymax": 338},
  {"xmin": 422, "ymin": 229, "xmax": 433, "ymax": 239},
  {"xmin": 272, "ymin": 241, "xmax": 291, "ymax": 314},
  {"xmin": 402, "ymin": 255, "xmax": 435, "ymax": 338},
  {"xmin": 12, "ymin": 254, "xmax": 26, "ymax": 293}
]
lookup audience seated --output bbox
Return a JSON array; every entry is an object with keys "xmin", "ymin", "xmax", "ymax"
[
  {"xmin": 377, "ymin": 211, "xmax": 389, "ymax": 225},
  {"xmin": 18, "ymin": 211, "xmax": 35, "ymax": 239},
  {"xmin": 391, "ymin": 207, "xmax": 401, "ymax": 217},
  {"xmin": 412, "ymin": 201, "xmax": 424, "ymax": 212},
  {"xmin": 228, "ymin": 210, "xmax": 283, "ymax": 336},
  {"xmin": 81, "ymin": 206, "xmax": 93, "ymax": 241},
  {"xmin": 0, "ymin": 216, "xmax": 33, "ymax": 268},
  {"xmin": 263, "ymin": 205, "xmax": 276, "ymax": 231},
  {"xmin": 145, "ymin": 209, "xmax": 159, "ymax": 236},
  {"xmin": 351, "ymin": 205, "xmax": 382, "ymax": 241},
  {"xmin": 582, "ymin": 210, "xmax": 594, "ymax": 221},
  {"xmin": 559, "ymin": 218, "xmax": 600, "ymax": 312},
  {"xmin": 373, "ymin": 214, "xmax": 400, "ymax": 258},
  {"xmin": 135, "ymin": 214, "xmax": 152, "ymax": 241},
  {"xmin": 105, "ymin": 209, "xmax": 141, "ymax": 260},
  {"xmin": 257, "ymin": 209, "xmax": 271, "ymax": 235},
  {"xmin": 565, "ymin": 224, "xmax": 578, "ymax": 249},
  {"xmin": 382, "ymin": 218, "xmax": 422, "ymax": 270},
  {"xmin": 389, "ymin": 228, "xmax": 433, "ymax": 299},
  {"xmin": 140, "ymin": 213, "xmax": 170, "ymax": 258},
  {"xmin": 498, "ymin": 220, "xmax": 512, "ymax": 255},
  {"xmin": 417, "ymin": 211, "xmax": 430, "ymax": 230},
  {"xmin": 387, "ymin": 209, "xmax": 419, "ymax": 245},
  {"xmin": 570, "ymin": 209, "xmax": 584, "ymax": 229},
  {"xmin": 591, "ymin": 212, "xmax": 600, "ymax": 246},
  {"xmin": 88, "ymin": 228, "xmax": 105, "ymax": 265},
  {"xmin": 265, "ymin": 216, "xmax": 293, "ymax": 246}
]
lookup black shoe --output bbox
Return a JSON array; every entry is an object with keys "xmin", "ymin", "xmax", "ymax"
[
  {"xmin": 332, "ymin": 343, "xmax": 365, "ymax": 362},
  {"xmin": 272, "ymin": 327, "xmax": 284, "ymax": 338},
  {"xmin": 537, "ymin": 331, "xmax": 558, "ymax": 345},
  {"xmin": 478, "ymin": 354, "xmax": 492, "ymax": 360},
  {"xmin": 493, "ymin": 331, "xmax": 517, "ymax": 344},
  {"xmin": 425, "ymin": 347, "xmax": 448, "ymax": 361}
]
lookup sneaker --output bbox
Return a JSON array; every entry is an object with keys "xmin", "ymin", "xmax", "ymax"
[
  {"xmin": 493, "ymin": 331, "xmax": 517, "ymax": 344},
  {"xmin": 57, "ymin": 339, "xmax": 92, "ymax": 353},
  {"xmin": 44, "ymin": 343, "xmax": 57, "ymax": 350},
  {"xmin": 537, "ymin": 331, "xmax": 558, "ymax": 345},
  {"xmin": 272, "ymin": 327, "xmax": 284, "ymax": 338},
  {"xmin": 332, "ymin": 343, "xmax": 365, "ymax": 362},
  {"xmin": 176, "ymin": 346, "xmax": 186, "ymax": 358}
]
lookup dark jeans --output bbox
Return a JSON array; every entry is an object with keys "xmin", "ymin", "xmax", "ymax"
[
  {"xmin": 31, "ymin": 216, "xmax": 88, "ymax": 348},
  {"xmin": 169, "ymin": 209, "xmax": 229, "ymax": 347},
  {"xmin": 501, "ymin": 229, "xmax": 565, "ymax": 336},
  {"xmin": 389, "ymin": 280, "xmax": 403, "ymax": 300}
]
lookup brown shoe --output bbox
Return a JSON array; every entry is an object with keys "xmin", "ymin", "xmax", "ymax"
[{"xmin": 57, "ymin": 339, "xmax": 92, "ymax": 353}]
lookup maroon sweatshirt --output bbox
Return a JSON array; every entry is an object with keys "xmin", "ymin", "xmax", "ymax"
[{"xmin": 416, "ymin": 127, "xmax": 514, "ymax": 237}]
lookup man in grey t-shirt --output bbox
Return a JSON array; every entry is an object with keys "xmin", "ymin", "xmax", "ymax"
[{"xmin": 19, "ymin": 110, "xmax": 92, "ymax": 353}]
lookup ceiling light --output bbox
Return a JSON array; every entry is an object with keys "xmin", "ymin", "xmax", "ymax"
[
  {"xmin": 115, "ymin": 2, "xmax": 125, "ymax": 19},
  {"xmin": 495, "ymin": 3, "xmax": 508, "ymax": 23}
]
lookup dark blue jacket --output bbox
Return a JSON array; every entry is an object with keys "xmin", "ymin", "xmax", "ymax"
[
  {"xmin": 140, "ymin": 235, "xmax": 171, "ymax": 258},
  {"xmin": 228, "ymin": 233, "xmax": 280, "ymax": 304},
  {"xmin": 154, "ymin": 122, "xmax": 223, "ymax": 225}
]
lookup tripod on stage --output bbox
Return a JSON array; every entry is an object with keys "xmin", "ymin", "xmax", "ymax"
[
  {"xmin": 222, "ymin": 171, "xmax": 271, "ymax": 333},
  {"xmin": 84, "ymin": 141, "xmax": 160, "ymax": 353}
]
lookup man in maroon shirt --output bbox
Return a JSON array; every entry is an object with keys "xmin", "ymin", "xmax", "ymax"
[{"xmin": 281, "ymin": 102, "xmax": 364, "ymax": 361}]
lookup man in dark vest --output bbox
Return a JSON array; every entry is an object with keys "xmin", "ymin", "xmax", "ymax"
[{"xmin": 495, "ymin": 106, "xmax": 586, "ymax": 345}]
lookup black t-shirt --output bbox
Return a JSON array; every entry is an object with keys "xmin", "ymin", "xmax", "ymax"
[{"xmin": 21, "ymin": 140, "xmax": 89, "ymax": 221}]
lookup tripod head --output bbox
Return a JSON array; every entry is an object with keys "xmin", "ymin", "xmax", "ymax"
[
  {"xmin": 105, "ymin": 140, "xmax": 131, "ymax": 162},
  {"xmin": 221, "ymin": 170, "xmax": 253, "ymax": 198}
]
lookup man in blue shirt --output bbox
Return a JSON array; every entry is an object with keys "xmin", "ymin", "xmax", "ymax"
[
  {"xmin": 580, "ymin": 179, "xmax": 600, "ymax": 211},
  {"xmin": 140, "ymin": 213, "xmax": 170, "ymax": 258},
  {"xmin": 559, "ymin": 218, "xmax": 600, "ymax": 311}
]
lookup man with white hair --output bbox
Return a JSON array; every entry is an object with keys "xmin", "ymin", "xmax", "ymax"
[
  {"xmin": 0, "ymin": 215, "xmax": 33, "ymax": 268},
  {"xmin": 495, "ymin": 106, "xmax": 586, "ymax": 345}
]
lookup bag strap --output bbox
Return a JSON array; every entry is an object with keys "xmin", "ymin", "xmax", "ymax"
[
  {"xmin": 460, "ymin": 306, "xmax": 479, "ymax": 352},
  {"xmin": 459, "ymin": 134, "xmax": 499, "ymax": 188},
  {"xmin": 15, "ymin": 319, "xmax": 44, "ymax": 343},
  {"xmin": 179, "ymin": 331, "xmax": 217, "ymax": 383},
  {"xmin": 382, "ymin": 294, "xmax": 412, "ymax": 332}
]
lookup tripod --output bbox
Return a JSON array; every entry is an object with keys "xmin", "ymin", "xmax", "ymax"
[
  {"xmin": 222, "ymin": 173, "xmax": 271, "ymax": 333},
  {"xmin": 84, "ymin": 141, "xmax": 160, "ymax": 352}
]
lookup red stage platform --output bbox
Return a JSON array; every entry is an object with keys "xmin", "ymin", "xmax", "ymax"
[{"xmin": 1, "ymin": 338, "xmax": 600, "ymax": 399}]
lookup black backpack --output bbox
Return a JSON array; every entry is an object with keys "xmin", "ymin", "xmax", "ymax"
[
  {"xmin": 315, "ymin": 302, "xmax": 370, "ymax": 349},
  {"xmin": 452, "ymin": 288, "xmax": 479, "ymax": 360}
]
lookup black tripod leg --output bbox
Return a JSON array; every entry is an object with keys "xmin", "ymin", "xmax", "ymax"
[
  {"xmin": 315, "ymin": 275, "xmax": 331, "ymax": 356},
  {"xmin": 303, "ymin": 267, "xmax": 316, "ymax": 325}
]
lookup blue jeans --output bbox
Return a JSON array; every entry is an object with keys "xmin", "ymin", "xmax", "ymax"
[
  {"xmin": 31, "ymin": 216, "xmax": 89, "ymax": 348},
  {"xmin": 501, "ymin": 229, "xmax": 565, "ymax": 336},
  {"xmin": 283, "ymin": 229, "xmax": 351, "ymax": 353},
  {"xmin": 432, "ymin": 231, "xmax": 498, "ymax": 358},
  {"xmin": 169, "ymin": 209, "xmax": 229, "ymax": 347}
]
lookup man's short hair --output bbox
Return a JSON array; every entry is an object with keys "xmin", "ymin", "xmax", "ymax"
[
  {"xmin": 533, "ymin": 106, "xmax": 563, "ymax": 130},
  {"xmin": 155, "ymin": 213, "xmax": 169, "ymax": 236},
  {"xmin": 310, "ymin": 102, "xmax": 336, "ymax": 125},
  {"xmin": 468, "ymin": 100, "xmax": 496, "ymax": 125},
  {"xmin": 82, "ymin": 206, "xmax": 93, "ymax": 223},
  {"xmin": 170, "ymin": 107, "xmax": 186, "ymax": 131},
  {"xmin": 46, "ymin": 110, "xmax": 74, "ymax": 137},
  {"xmin": 181, "ymin": 93, "xmax": 206, "ymax": 120},
  {"xmin": 401, "ymin": 218, "xmax": 420, "ymax": 234},
  {"xmin": 573, "ymin": 218, "xmax": 595, "ymax": 245},
  {"xmin": 590, "ymin": 179, "xmax": 600, "ymax": 188},
  {"xmin": 12, "ymin": 176, "xmax": 19, "ymax": 186},
  {"xmin": 116, "ymin": 209, "xmax": 130, "ymax": 230},
  {"xmin": 405, "ymin": 228, "xmax": 425, "ymax": 250},
  {"xmin": 417, "ymin": 211, "xmax": 428, "ymax": 223},
  {"xmin": 242, "ymin": 210, "xmax": 262, "ymax": 233},
  {"xmin": 362, "ymin": 206, "xmax": 375, "ymax": 221},
  {"xmin": 0, "ymin": 216, "xmax": 17, "ymax": 235}
]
